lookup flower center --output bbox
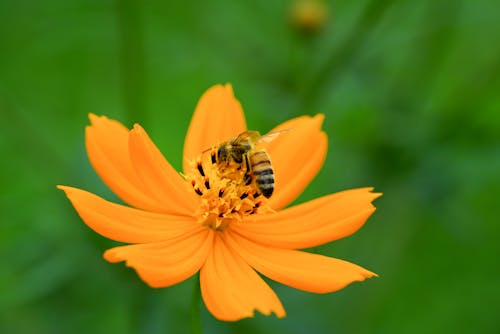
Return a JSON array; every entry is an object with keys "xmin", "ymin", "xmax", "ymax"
[{"xmin": 186, "ymin": 151, "xmax": 272, "ymax": 230}]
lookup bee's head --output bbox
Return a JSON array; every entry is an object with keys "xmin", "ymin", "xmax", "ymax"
[{"xmin": 217, "ymin": 145, "xmax": 228, "ymax": 163}]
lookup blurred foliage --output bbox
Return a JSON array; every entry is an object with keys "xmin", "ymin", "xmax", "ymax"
[{"xmin": 1, "ymin": 0, "xmax": 499, "ymax": 333}]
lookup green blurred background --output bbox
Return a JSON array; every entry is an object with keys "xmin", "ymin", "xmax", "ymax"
[{"xmin": 1, "ymin": 0, "xmax": 499, "ymax": 333}]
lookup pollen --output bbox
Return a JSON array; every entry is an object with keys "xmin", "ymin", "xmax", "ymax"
[{"xmin": 186, "ymin": 153, "xmax": 271, "ymax": 230}]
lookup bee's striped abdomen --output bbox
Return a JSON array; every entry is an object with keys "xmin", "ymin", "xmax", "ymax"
[{"xmin": 251, "ymin": 150, "xmax": 274, "ymax": 198}]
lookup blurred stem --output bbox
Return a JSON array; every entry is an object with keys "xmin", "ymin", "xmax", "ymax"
[
  {"xmin": 290, "ymin": 31, "xmax": 314, "ymax": 106},
  {"xmin": 116, "ymin": 0, "xmax": 147, "ymax": 126},
  {"xmin": 407, "ymin": 0, "xmax": 461, "ymax": 107},
  {"xmin": 300, "ymin": 0, "xmax": 395, "ymax": 111},
  {"xmin": 190, "ymin": 273, "xmax": 203, "ymax": 334}
]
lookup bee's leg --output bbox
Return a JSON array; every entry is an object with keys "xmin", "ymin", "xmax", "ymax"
[
  {"xmin": 243, "ymin": 154, "xmax": 252, "ymax": 185},
  {"xmin": 244, "ymin": 153, "xmax": 251, "ymax": 171}
]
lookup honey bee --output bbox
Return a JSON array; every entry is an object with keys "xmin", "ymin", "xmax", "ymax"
[{"xmin": 212, "ymin": 130, "xmax": 287, "ymax": 198}]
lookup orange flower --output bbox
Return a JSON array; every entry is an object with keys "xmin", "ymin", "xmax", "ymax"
[{"xmin": 58, "ymin": 84, "xmax": 381, "ymax": 321}]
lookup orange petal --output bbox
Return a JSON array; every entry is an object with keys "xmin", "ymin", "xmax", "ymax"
[
  {"xmin": 86, "ymin": 114, "xmax": 167, "ymax": 212},
  {"xmin": 200, "ymin": 233, "xmax": 286, "ymax": 321},
  {"xmin": 104, "ymin": 228, "xmax": 213, "ymax": 288},
  {"xmin": 226, "ymin": 232, "xmax": 377, "ymax": 294},
  {"xmin": 129, "ymin": 124, "xmax": 199, "ymax": 216},
  {"xmin": 58, "ymin": 186, "xmax": 201, "ymax": 243},
  {"xmin": 263, "ymin": 114, "xmax": 327, "ymax": 210},
  {"xmin": 232, "ymin": 188, "xmax": 381, "ymax": 249},
  {"xmin": 183, "ymin": 84, "xmax": 247, "ymax": 174}
]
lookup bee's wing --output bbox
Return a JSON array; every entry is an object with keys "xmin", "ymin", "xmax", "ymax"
[
  {"xmin": 256, "ymin": 129, "xmax": 292, "ymax": 144},
  {"xmin": 201, "ymin": 129, "xmax": 290, "ymax": 151},
  {"xmin": 232, "ymin": 131, "xmax": 261, "ymax": 145},
  {"xmin": 201, "ymin": 131, "xmax": 259, "ymax": 153}
]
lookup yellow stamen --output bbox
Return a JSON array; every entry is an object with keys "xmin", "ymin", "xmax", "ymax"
[{"xmin": 186, "ymin": 152, "xmax": 272, "ymax": 230}]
